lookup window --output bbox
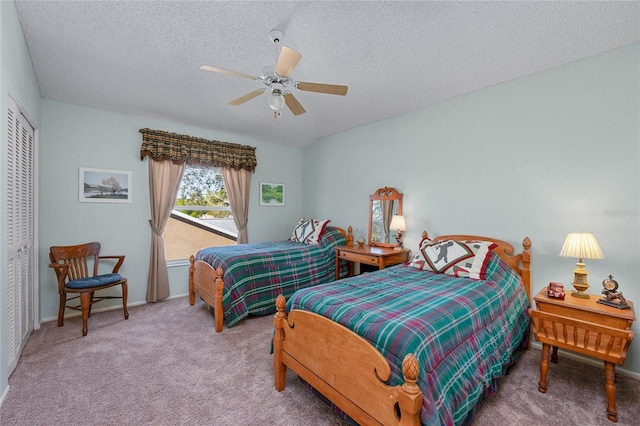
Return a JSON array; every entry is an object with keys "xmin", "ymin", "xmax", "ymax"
[{"xmin": 164, "ymin": 167, "xmax": 237, "ymax": 262}]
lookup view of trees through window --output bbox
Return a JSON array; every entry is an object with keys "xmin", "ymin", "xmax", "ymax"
[
  {"xmin": 164, "ymin": 167, "xmax": 236, "ymax": 262},
  {"xmin": 175, "ymin": 167, "xmax": 232, "ymax": 218}
]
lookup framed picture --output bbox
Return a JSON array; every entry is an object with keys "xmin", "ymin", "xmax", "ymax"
[
  {"xmin": 260, "ymin": 182, "xmax": 285, "ymax": 206},
  {"xmin": 79, "ymin": 167, "xmax": 132, "ymax": 203}
]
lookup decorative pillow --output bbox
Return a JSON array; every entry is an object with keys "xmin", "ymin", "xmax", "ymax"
[
  {"xmin": 409, "ymin": 239, "xmax": 497, "ymax": 280},
  {"xmin": 417, "ymin": 236, "xmax": 433, "ymax": 250},
  {"xmin": 291, "ymin": 218, "xmax": 330, "ymax": 244}
]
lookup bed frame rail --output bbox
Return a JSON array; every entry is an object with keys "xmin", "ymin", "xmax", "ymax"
[
  {"xmin": 274, "ymin": 295, "xmax": 422, "ymax": 426},
  {"xmin": 189, "ymin": 257, "xmax": 224, "ymax": 331}
]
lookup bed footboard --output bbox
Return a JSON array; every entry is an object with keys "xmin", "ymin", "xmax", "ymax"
[
  {"xmin": 273, "ymin": 295, "xmax": 422, "ymax": 426},
  {"xmin": 189, "ymin": 255, "xmax": 225, "ymax": 332}
]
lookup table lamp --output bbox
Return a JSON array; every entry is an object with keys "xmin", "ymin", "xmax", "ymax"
[
  {"xmin": 389, "ymin": 215, "xmax": 406, "ymax": 250},
  {"xmin": 559, "ymin": 232, "xmax": 604, "ymax": 299}
]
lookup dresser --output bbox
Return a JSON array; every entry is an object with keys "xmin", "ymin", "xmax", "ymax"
[{"xmin": 335, "ymin": 245, "xmax": 410, "ymax": 279}]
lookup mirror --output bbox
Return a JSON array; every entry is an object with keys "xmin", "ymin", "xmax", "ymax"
[{"xmin": 368, "ymin": 187, "xmax": 403, "ymax": 247}]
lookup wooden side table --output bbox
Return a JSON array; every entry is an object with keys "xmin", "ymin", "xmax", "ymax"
[
  {"xmin": 530, "ymin": 288, "xmax": 635, "ymax": 422},
  {"xmin": 335, "ymin": 245, "xmax": 410, "ymax": 279}
]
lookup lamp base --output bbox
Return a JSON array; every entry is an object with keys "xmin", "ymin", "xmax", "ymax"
[
  {"xmin": 393, "ymin": 231, "xmax": 403, "ymax": 250},
  {"xmin": 571, "ymin": 289, "xmax": 590, "ymax": 299},
  {"xmin": 570, "ymin": 267, "xmax": 590, "ymax": 299}
]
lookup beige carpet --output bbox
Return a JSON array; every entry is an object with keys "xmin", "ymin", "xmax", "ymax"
[{"xmin": 2, "ymin": 297, "xmax": 639, "ymax": 425}]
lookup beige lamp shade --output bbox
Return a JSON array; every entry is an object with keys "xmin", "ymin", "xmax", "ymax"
[
  {"xmin": 559, "ymin": 232, "xmax": 604, "ymax": 299},
  {"xmin": 559, "ymin": 232, "xmax": 604, "ymax": 261},
  {"xmin": 389, "ymin": 215, "xmax": 406, "ymax": 232}
]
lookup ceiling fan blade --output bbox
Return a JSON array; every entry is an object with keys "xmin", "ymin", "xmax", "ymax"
[
  {"xmin": 296, "ymin": 82, "xmax": 348, "ymax": 96},
  {"xmin": 275, "ymin": 46, "xmax": 302, "ymax": 78},
  {"xmin": 200, "ymin": 65, "xmax": 258, "ymax": 80},
  {"xmin": 229, "ymin": 89, "xmax": 265, "ymax": 105},
  {"xmin": 284, "ymin": 93, "xmax": 306, "ymax": 116}
]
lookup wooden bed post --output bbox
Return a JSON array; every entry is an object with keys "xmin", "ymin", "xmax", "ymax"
[
  {"xmin": 188, "ymin": 255, "xmax": 196, "ymax": 305},
  {"xmin": 520, "ymin": 237, "xmax": 533, "ymax": 350},
  {"xmin": 273, "ymin": 294, "xmax": 287, "ymax": 391},
  {"xmin": 520, "ymin": 237, "xmax": 532, "ymax": 301},
  {"xmin": 398, "ymin": 354, "xmax": 422, "ymax": 426},
  {"xmin": 213, "ymin": 267, "xmax": 224, "ymax": 332},
  {"xmin": 345, "ymin": 226, "xmax": 353, "ymax": 246}
]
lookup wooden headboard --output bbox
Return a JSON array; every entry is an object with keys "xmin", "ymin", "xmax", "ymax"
[
  {"xmin": 422, "ymin": 231, "xmax": 532, "ymax": 300},
  {"xmin": 332, "ymin": 225, "xmax": 353, "ymax": 246}
]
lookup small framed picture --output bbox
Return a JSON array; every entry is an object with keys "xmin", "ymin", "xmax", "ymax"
[
  {"xmin": 79, "ymin": 167, "xmax": 132, "ymax": 203},
  {"xmin": 260, "ymin": 182, "xmax": 285, "ymax": 206}
]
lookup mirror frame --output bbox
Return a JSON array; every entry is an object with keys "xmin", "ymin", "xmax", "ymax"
[{"xmin": 368, "ymin": 187, "xmax": 403, "ymax": 247}]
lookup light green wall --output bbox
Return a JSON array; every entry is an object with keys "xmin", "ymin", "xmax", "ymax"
[
  {"xmin": 38, "ymin": 99, "xmax": 303, "ymax": 320},
  {"xmin": 0, "ymin": 0, "xmax": 42, "ymax": 404},
  {"xmin": 303, "ymin": 43, "xmax": 640, "ymax": 375}
]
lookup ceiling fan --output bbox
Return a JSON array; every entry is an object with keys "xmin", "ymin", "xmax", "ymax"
[{"xmin": 201, "ymin": 29, "xmax": 348, "ymax": 118}]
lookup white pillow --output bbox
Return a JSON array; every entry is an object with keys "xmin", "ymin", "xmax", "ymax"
[{"xmin": 291, "ymin": 218, "xmax": 330, "ymax": 244}]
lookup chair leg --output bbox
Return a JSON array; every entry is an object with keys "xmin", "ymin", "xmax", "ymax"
[
  {"xmin": 88, "ymin": 291, "xmax": 94, "ymax": 318},
  {"xmin": 122, "ymin": 282, "xmax": 129, "ymax": 320},
  {"xmin": 58, "ymin": 292, "xmax": 66, "ymax": 327},
  {"xmin": 79, "ymin": 292, "xmax": 92, "ymax": 336}
]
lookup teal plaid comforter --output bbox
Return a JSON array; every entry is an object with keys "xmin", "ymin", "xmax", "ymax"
[
  {"xmin": 196, "ymin": 226, "xmax": 346, "ymax": 327},
  {"xmin": 286, "ymin": 252, "xmax": 530, "ymax": 426}
]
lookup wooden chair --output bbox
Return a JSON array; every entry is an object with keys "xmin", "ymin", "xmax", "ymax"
[{"xmin": 49, "ymin": 242, "xmax": 129, "ymax": 336}]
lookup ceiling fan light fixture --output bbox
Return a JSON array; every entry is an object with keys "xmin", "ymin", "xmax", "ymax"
[
  {"xmin": 268, "ymin": 89, "xmax": 285, "ymax": 111},
  {"xmin": 201, "ymin": 29, "xmax": 347, "ymax": 118}
]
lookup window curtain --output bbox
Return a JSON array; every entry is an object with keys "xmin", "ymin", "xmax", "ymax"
[
  {"xmin": 139, "ymin": 128, "xmax": 257, "ymax": 170},
  {"xmin": 146, "ymin": 159, "xmax": 185, "ymax": 302},
  {"xmin": 140, "ymin": 128, "xmax": 257, "ymax": 301},
  {"xmin": 221, "ymin": 167, "xmax": 251, "ymax": 244}
]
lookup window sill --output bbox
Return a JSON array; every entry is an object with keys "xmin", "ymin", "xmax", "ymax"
[{"xmin": 167, "ymin": 259, "xmax": 190, "ymax": 268}]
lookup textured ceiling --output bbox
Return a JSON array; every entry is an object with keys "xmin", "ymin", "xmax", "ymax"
[{"xmin": 14, "ymin": 1, "xmax": 640, "ymax": 148}]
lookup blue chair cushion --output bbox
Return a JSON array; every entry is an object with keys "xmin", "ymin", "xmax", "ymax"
[{"xmin": 66, "ymin": 273, "xmax": 123, "ymax": 289}]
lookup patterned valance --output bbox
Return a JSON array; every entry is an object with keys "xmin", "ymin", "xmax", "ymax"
[{"xmin": 139, "ymin": 128, "xmax": 257, "ymax": 172}]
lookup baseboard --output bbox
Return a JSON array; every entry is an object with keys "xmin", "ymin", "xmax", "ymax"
[
  {"xmin": 528, "ymin": 341, "xmax": 640, "ymax": 381},
  {"xmin": 40, "ymin": 293, "xmax": 189, "ymax": 324},
  {"xmin": 0, "ymin": 384, "xmax": 9, "ymax": 408}
]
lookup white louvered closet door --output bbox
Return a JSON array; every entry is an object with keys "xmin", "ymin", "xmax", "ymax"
[{"xmin": 6, "ymin": 95, "xmax": 35, "ymax": 374}]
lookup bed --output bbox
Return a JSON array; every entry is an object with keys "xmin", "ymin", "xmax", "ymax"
[
  {"xmin": 273, "ymin": 232, "xmax": 532, "ymax": 426},
  {"xmin": 189, "ymin": 224, "xmax": 352, "ymax": 332}
]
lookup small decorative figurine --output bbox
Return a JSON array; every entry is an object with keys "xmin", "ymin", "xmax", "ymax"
[
  {"xmin": 597, "ymin": 275, "xmax": 631, "ymax": 309},
  {"xmin": 547, "ymin": 282, "xmax": 565, "ymax": 299}
]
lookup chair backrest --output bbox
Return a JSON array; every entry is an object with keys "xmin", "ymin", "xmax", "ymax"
[{"xmin": 49, "ymin": 242, "xmax": 101, "ymax": 280}]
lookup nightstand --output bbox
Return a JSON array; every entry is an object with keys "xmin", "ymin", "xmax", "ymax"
[
  {"xmin": 530, "ymin": 288, "xmax": 635, "ymax": 422},
  {"xmin": 334, "ymin": 245, "xmax": 410, "ymax": 279}
]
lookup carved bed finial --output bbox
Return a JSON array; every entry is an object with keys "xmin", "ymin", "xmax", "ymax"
[
  {"xmin": 522, "ymin": 236, "xmax": 532, "ymax": 250},
  {"xmin": 276, "ymin": 294, "xmax": 286, "ymax": 311},
  {"xmin": 401, "ymin": 354, "xmax": 420, "ymax": 394},
  {"xmin": 346, "ymin": 226, "xmax": 354, "ymax": 246},
  {"xmin": 215, "ymin": 266, "xmax": 224, "ymax": 278}
]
